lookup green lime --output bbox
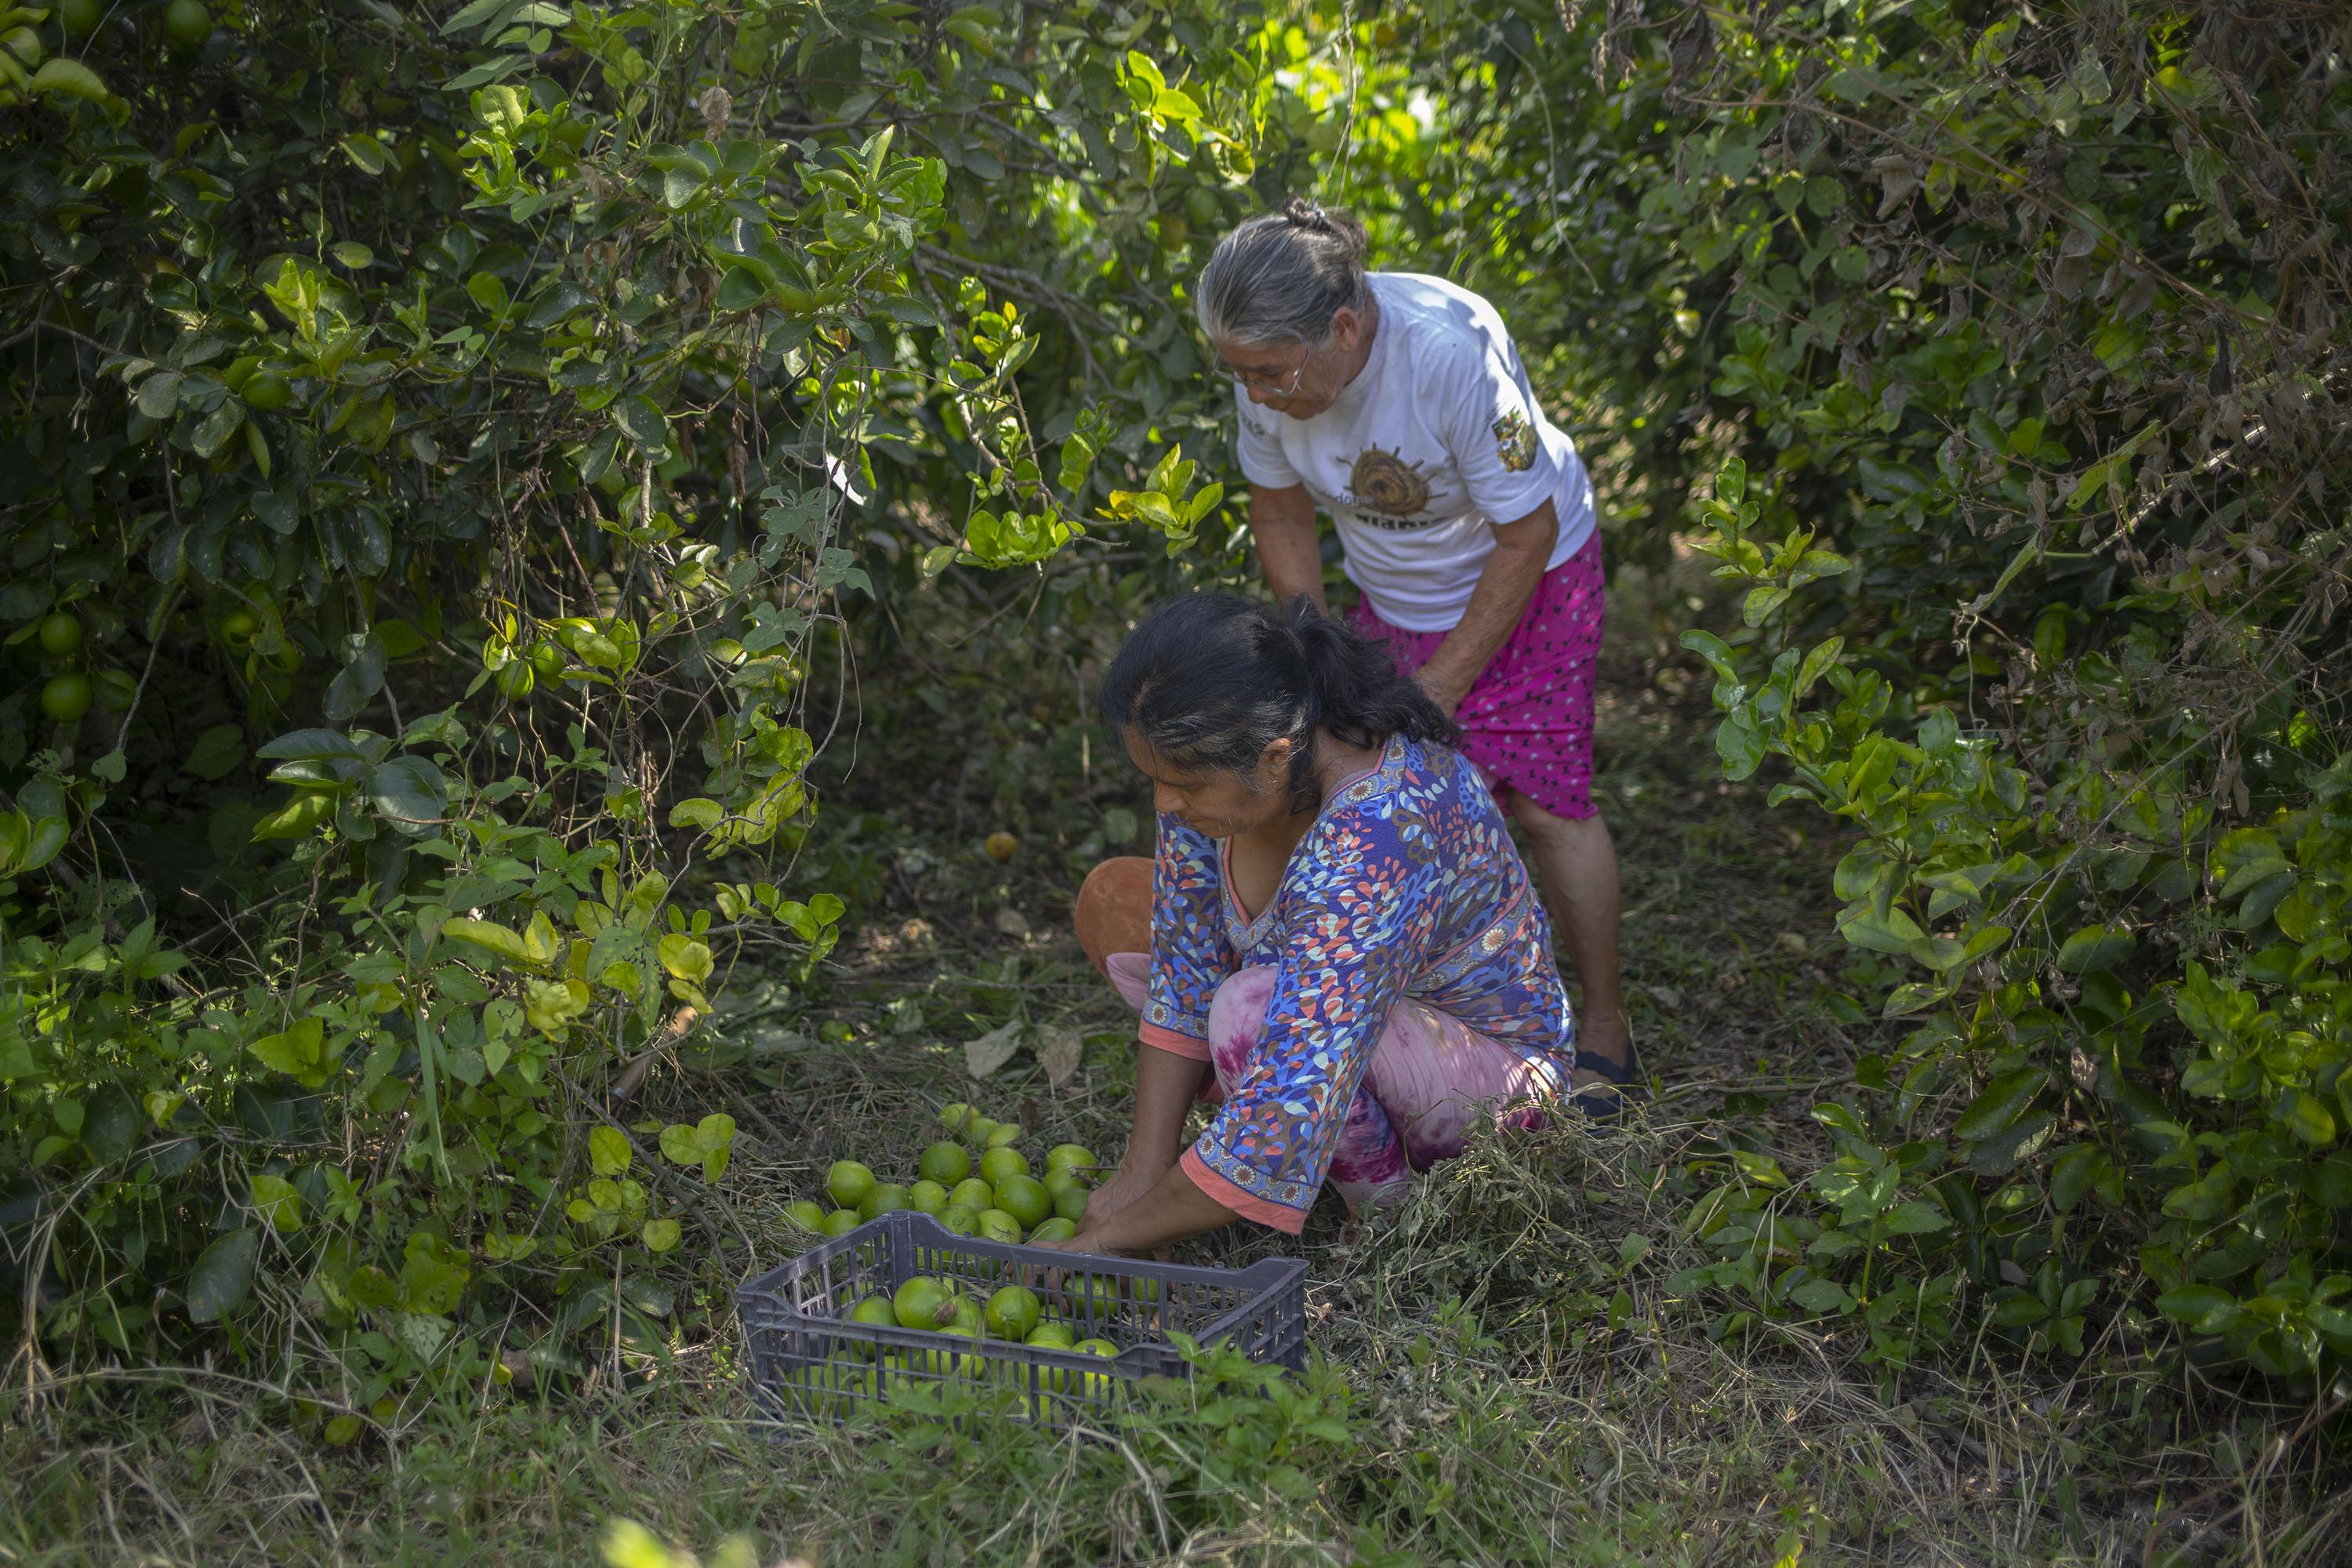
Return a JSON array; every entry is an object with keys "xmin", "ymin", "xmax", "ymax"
[
  {"xmin": 1046, "ymin": 1144, "xmax": 1098, "ymax": 1174},
  {"xmin": 220, "ymin": 354, "xmax": 260, "ymax": 392},
  {"xmin": 993, "ymin": 1173, "xmax": 1051, "ymax": 1231},
  {"xmin": 218, "ymin": 607, "xmax": 260, "ymax": 644},
  {"xmin": 825, "ymin": 1160, "xmax": 875, "ymax": 1210},
  {"xmin": 162, "ymin": 0, "xmax": 212, "ymax": 51},
  {"xmin": 1053, "ymin": 1183, "xmax": 1090, "ymax": 1223},
  {"xmin": 821, "ymin": 1207, "xmax": 862, "ymax": 1236},
  {"xmin": 938, "ymin": 1101, "xmax": 973, "ymax": 1132},
  {"xmin": 919, "ymin": 1140, "xmax": 971, "ymax": 1185},
  {"xmin": 922, "ymin": 1320, "xmax": 985, "ymax": 1377},
  {"xmin": 847, "ymin": 1294, "xmax": 897, "ymax": 1358},
  {"xmin": 949, "ymin": 1178, "xmax": 994, "ymax": 1213},
  {"xmin": 1028, "ymin": 1217, "xmax": 1077, "ymax": 1243},
  {"xmin": 975, "ymin": 1208, "xmax": 1022, "ymax": 1245},
  {"xmin": 983, "ymin": 1123, "xmax": 1022, "ymax": 1149},
  {"xmin": 985, "ymin": 1284, "xmax": 1042, "ymax": 1339},
  {"xmin": 908, "ymin": 1179, "xmax": 949, "ymax": 1218},
  {"xmin": 783, "ymin": 1199, "xmax": 826, "ymax": 1232},
  {"xmin": 891, "ymin": 1276, "xmax": 959, "ymax": 1330},
  {"xmin": 39, "ymin": 673, "xmax": 91, "ymax": 724},
  {"xmin": 978, "ymin": 1145, "xmax": 1030, "ymax": 1186},
  {"xmin": 239, "ymin": 372, "xmax": 292, "ymax": 411},
  {"xmin": 495, "ymin": 660, "xmax": 535, "ymax": 700},
  {"xmin": 857, "ymin": 1181, "xmax": 909, "ymax": 1221},
  {"xmin": 938, "ymin": 1203, "xmax": 979, "ymax": 1236},
  {"xmin": 60, "ymin": 0, "xmax": 102, "ymax": 39},
  {"xmin": 1070, "ymin": 1338, "xmax": 1118, "ymax": 1397},
  {"xmin": 36, "ymin": 613, "xmax": 82, "ymax": 656},
  {"xmin": 1024, "ymin": 1320, "xmax": 1075, "ymax": 1351},
  {"xmin": 962, "ymin": 1116, "xmax": 1000, "ymax": 1148},
  {"xmin": 1044, "ymin": 1167, "xmax": 1089, "ymax": 1200},
  {"xmin": 529, "ymin": 640, "xmax": 566, "ymax": 680}
]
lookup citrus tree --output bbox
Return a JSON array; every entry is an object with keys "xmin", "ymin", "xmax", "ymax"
[{"xmin": 0, "ymin": 0, "xmax": 1311, "ymax": 1405}]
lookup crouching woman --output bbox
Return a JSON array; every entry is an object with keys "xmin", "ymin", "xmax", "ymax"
[{"xmin": 1040, "ymin": 593, "xmax": 1578, "ymax": 1257}]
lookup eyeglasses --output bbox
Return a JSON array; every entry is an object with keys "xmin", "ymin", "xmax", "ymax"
[{"xmin": 1217, "ymin": 350, "xmax": 1311, "ymax": 397}]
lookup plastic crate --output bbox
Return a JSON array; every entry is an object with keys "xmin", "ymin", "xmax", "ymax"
[{"xmin": 736, "ymin": 1210, "xmax": 1307, "ymax": 1429}]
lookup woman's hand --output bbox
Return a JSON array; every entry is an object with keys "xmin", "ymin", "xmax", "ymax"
[{"xmin": 1080, "ymin": 1158, "xmax": 1169, "ymax": 1232}]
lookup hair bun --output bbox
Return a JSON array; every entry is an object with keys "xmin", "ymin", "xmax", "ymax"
[{"xmin": 1282, "ymin": 196, "xmax": 1333, "ymax": 233}]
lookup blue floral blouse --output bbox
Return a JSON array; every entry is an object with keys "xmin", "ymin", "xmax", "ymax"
[{"xmin": 1145, "ymin": 734, "xmax": 1577, "ymax": 1230}]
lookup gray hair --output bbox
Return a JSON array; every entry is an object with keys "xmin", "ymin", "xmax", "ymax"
[{"xmin": 1193, "ymin": 197, "xmax": 1371, "ymax": 350}]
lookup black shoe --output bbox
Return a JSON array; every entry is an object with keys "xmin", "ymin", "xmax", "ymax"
[{"xmin": 1568, "ymin": 1045, "xmax": 1640, "ymax": 1122}]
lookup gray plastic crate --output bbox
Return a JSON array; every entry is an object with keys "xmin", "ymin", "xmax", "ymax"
[{"xmin": 736, "ymin": 1210, "xmax": 1307, "ymax": 1429}]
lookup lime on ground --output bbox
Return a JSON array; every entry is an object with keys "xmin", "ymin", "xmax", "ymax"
[
  {"xmin": 1027, "ymin": 1217, "xmax": 1076, "ymax": 1243},
  {"xmin": 937, "ymin": 1101, "xmax": 971, "ymax": 1131},
  {"xmin": 993, "ymin": 1173, "xmax": 1051, "ymax": 1230},
  {"xmin": 938, "ymin": 1204, "xmax": 979, "ymax": 1236},
  {"xmin": 908, "ymin": 1179, "xmax": 949, "ymax": 1217},
  {"xmin": 978, "ymin": 1145, "xmax": 1029, "ymax": 1185},
  {"xmin": 918, "ymin": 1140, "xmax": 971, "ymax": 1185},
  {"xmin": 949, "ymin": 1178, "xmax": 993, "ymax": 1212},
  {"xmin": 857, "ymin": 1181, "xmax": 910, "ymax": 1221},
  {"xmin": 1045, "ymin": 1143, "xmax": 1097, "ymax": 1174},
  {"xmin": 975, "ymin": 1209, "xmax": 1022, "ymax": 1245},
  {"xmin": 1053, "ymin": 1184, "xmax": 1089, "ymax": 1222},
  {"xmin": 982, "ymin": 1123, "xmax": 1021, "ymax": 1149},
  {"xmin": 821, "ymin": 1208, "xmax": 861, "ymax": 1236},
  {"xmin": 783, "ymin": 1199, "xmax": 826, "ymax": 1232},
  {"xmin": 825, "ymin": 1160, "xmax": 875, "ymax": 1210}
]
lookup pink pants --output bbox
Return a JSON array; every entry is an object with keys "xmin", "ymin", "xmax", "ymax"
[{"xmin": 1106, "ymin": 956, "xmax": 1559, "ymax": 1214}]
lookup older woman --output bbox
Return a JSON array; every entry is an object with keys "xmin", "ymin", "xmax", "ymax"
[
  {"xmin": 1185, "ymin": 198, "xmax": 1633, "ymax": 1105},
  {"xmin": 1046, "ymin": 593, "xmax": 1575, "ymax": 1254}
]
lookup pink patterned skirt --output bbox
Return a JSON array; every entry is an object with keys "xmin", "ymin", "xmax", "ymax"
[{"xmin": 1350, "ymin": 533, "xmax": 1606, "ymax": 821}]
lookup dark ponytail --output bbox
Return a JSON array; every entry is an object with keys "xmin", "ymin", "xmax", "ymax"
[{"xmin": 1099, "ymin": 593, "xmax": 1460, "ymax": 809}]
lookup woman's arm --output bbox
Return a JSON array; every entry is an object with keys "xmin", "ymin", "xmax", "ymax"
[
  {"xmin": 1082, "ymin": 1044, "xmax": 1210, "ymax": 1228},
  {"xmin": 1247, "ymin": 482, "xmax": 1326, "ymax": 612},
  {"xmin": 1410, "ymin": 497, "xmax": 1557, "ymax": 715},
  {"xmin": 1048, "ymin": 1159, "xmax": 1234, "ymax": 1257}
]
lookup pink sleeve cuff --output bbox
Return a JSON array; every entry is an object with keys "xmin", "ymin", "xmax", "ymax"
[
  {"xmin": 1180, "ymin": 1147, "xmax": 1305, "ymax": 1234},
  {"xmin": 1139, "ymin": 1022, "xmax": 1212, "ymax": 1061}
]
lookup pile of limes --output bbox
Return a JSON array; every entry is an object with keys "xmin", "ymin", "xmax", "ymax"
[{"xmin": 784, "ymin": 1101, "xmax": 1098, "ymax": 1248}]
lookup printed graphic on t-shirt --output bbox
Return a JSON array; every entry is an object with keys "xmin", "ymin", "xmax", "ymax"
[
  {"xmin": 1344, "ymin": 445, "xmax": 1434, "ymax": 525},
  {"xmin": 1492, "ymin": 410, "xmax": 1538, "ymax": 473}
]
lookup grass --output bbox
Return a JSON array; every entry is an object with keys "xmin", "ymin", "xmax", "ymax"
[{"xmin": 4, "ymin": 559, "xmax": 2347, "ymax": 1566}]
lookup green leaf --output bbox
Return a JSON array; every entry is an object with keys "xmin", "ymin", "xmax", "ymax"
[
  {"xmin": 589, "ymin": 1126, "xmax": 633, "ymax": 1177},
  {"xmin": 249, "ymin": 1173, "xmax": 305, "ymax": 1233},
  {"xmin": 641, "ymin": 1218, "xmax": 681, "ymax": 1253},
  {"xmin": 612, "ymin": 394, "xmax": 669, "ymax": 454},
  {"xmin": 1839, "ymin": 907, "xmax": 1926, "ymax": 955},
  {"xmin": 185, "ymin": 1228, "xmax": 260, "ymax": 1324},
  {"xmin": 2155, "ymin": 1284, "xmax": 2239, "ymax": 1334},
  {"xmin": 364, "ymin": 756, "xmax": 448, "ymax": 834},
  {"xmin": 441, "ymin": 916, "xmax": 534, "ymax": 966},
  {"xmin": 2054, "ymin": 924, "xmax": 2136, "ymax": 973},
  {"xmin": 1953, "ymin": 1069, "xmax": 2044, "ymax": 1140},
  {"xmin": 2281, "ymin": 1090, "xmax": 2337, "ymax": 1148}
]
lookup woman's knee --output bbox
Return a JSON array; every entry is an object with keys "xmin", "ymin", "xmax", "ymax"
[{"xmin": 1073, "ymin": 855, "xmax": 1153, "ymax": 974}]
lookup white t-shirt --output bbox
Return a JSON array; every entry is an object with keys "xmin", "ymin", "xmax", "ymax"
[{"xmin": 1233, "ymin": 272, "xmax": 1595, "ymax": 633}]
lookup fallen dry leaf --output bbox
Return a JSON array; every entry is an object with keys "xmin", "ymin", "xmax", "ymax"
[
  {"xmin": 993, "ymin": 906, "xmax": 1032, "ymax": 938},
  {"xmin": 964, "ymin": 1019, "xmax": 1023, "ymax": 1080},
  {"xmin": 1038, "ymin": 1025, "xmax": 1083, "ymax": 1088}
]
